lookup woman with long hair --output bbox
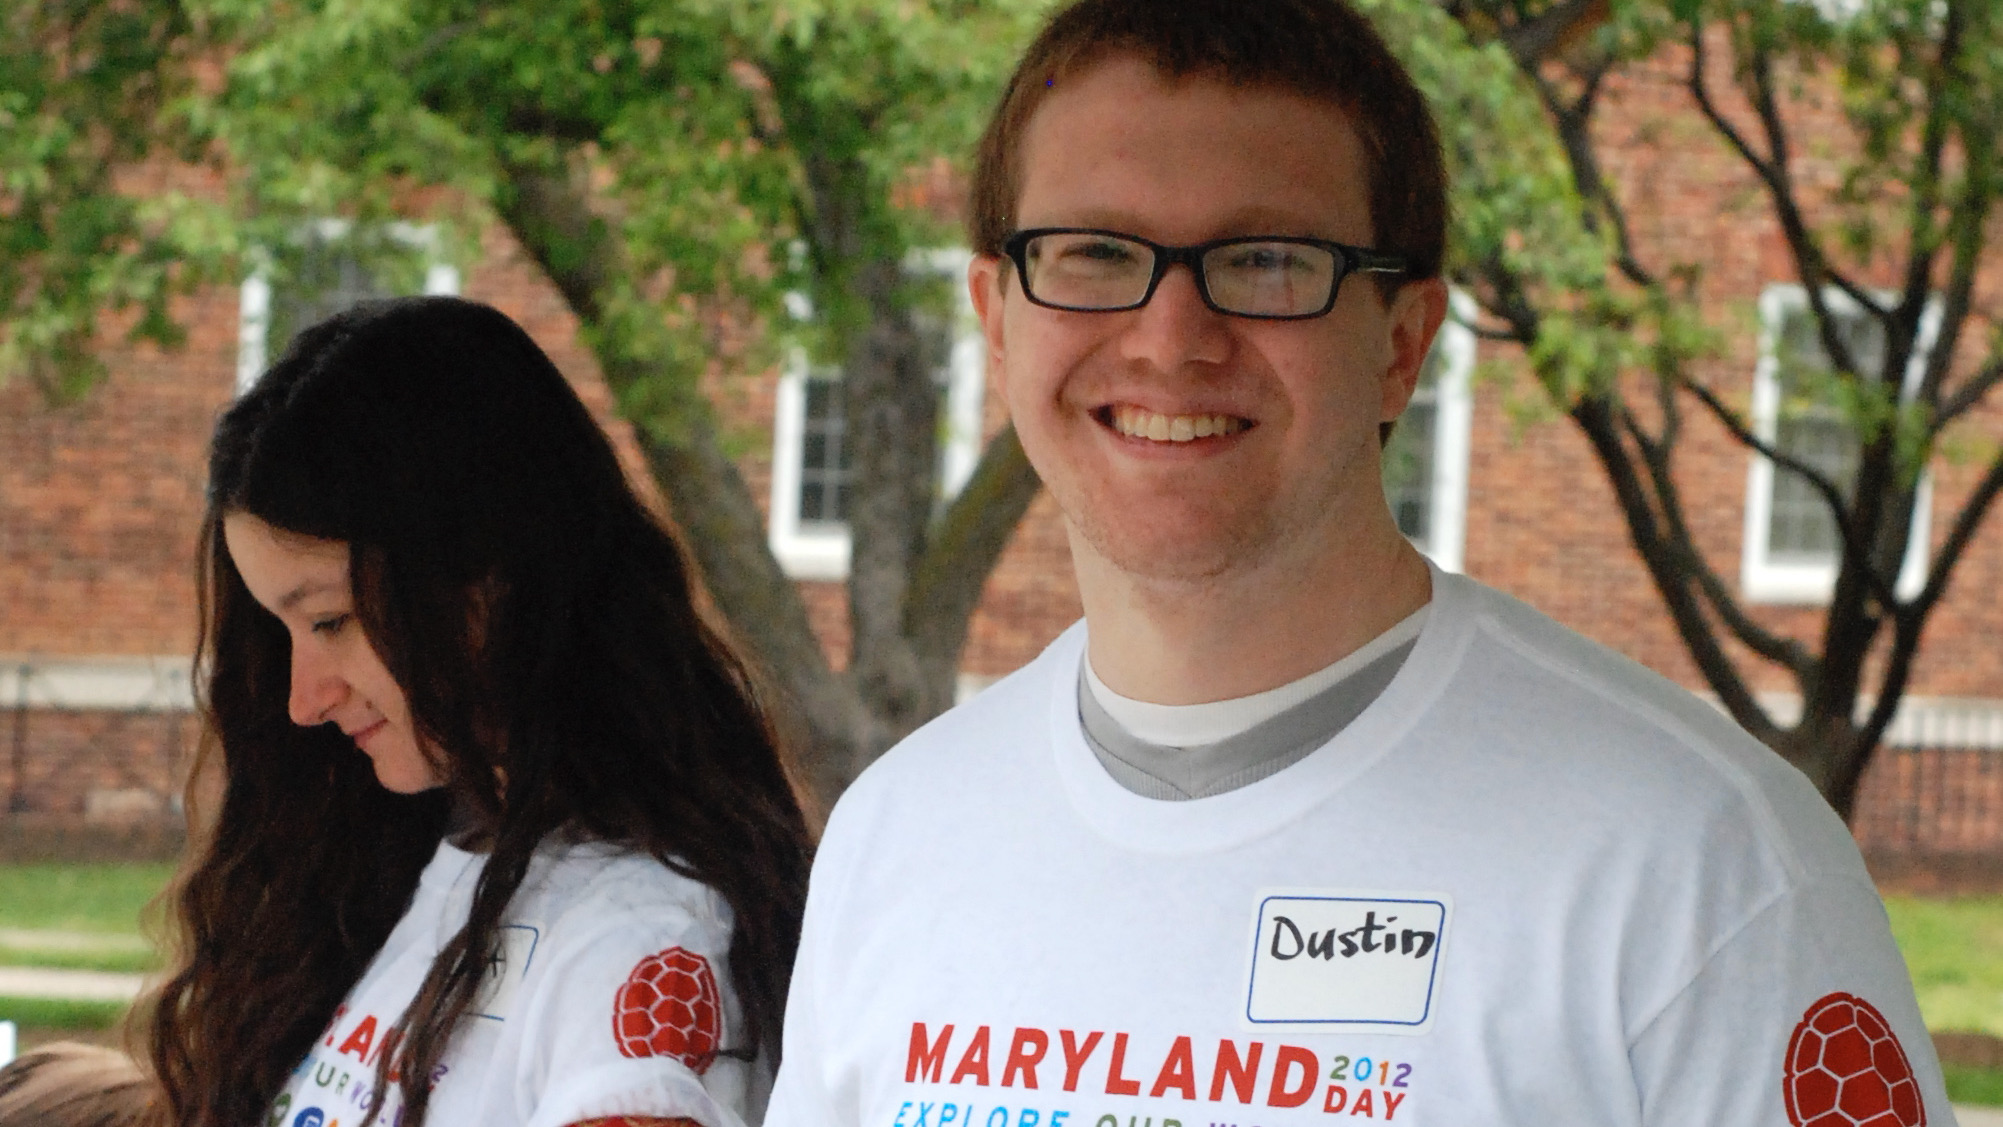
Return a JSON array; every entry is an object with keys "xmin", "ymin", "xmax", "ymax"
[{"xmin": 143, "ymin": 296, "xmax": 812, "ymax": 1127}]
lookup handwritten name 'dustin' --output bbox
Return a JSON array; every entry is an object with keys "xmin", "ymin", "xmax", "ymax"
[{"xmin": 1267, "ymin": 912, "xmax": 1435, "ymax": 961}]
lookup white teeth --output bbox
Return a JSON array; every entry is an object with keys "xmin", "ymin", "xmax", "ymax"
[{"xmin": 1111, "ymin": 406, "xmax": 1247, "ymax": 443}]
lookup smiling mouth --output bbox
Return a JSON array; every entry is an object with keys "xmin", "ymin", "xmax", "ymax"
[
  {"xmin": 345, "ymin": 719, "xmax": 388, "ymax": 746},
  {"xmin": 1100, "ymin": 404, "xmax": 1252, "ymax": 443}
]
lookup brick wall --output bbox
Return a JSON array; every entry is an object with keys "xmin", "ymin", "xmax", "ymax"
[
  {"xmin": 2, "ymin": 707, "xmax": 192, "ymax": 820},
  {"xmin": 1458, "ymin": 46, "xmax": 2003, "ymax": 701},
  {"xmin": 1853, "ymin": 748, "xmax": 2003, "ymax": 857}
]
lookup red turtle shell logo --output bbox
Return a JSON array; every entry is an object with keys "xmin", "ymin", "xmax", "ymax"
[
  {"xmin": 1783, "ymin": 992, "xmax": 1925, "ymax": 1127},
  {"xmin": 612, "ymin": 946, "xmax": 721, "ymax": 1072}
]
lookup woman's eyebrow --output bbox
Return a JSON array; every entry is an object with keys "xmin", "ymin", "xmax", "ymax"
[{"xmin": 278, "ymin": 579, "xmax": 343, "ymax": 611}]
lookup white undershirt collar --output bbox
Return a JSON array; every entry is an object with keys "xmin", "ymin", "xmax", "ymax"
[{"xmin": 1084, "ymin": 603, "xmax": 1431, "ymax": 748}]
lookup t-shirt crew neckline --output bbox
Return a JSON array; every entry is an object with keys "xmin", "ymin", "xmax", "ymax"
[
  {"xmin": 421, "ymin": 838, "xmax": 480, "ymax": 892},
  {"xmin": 1046, "ymin": 560, "xmax": 1474, "ymax": 855}
]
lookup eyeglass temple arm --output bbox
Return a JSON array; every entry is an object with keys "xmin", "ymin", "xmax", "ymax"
[{"xmin": 1349, "ymin": 248, "xmax": 1410, "ymax": 274}]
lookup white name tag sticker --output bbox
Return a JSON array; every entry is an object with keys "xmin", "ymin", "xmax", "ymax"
[
  {"xmin": 471, "ymin": 923, "xmax": 541, "ymax": 1022},
  {"xmin": 1245, "ymin": 890, "xmax": 1451, "ymax": 1034}
]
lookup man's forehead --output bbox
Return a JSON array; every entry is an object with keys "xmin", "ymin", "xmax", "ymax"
[
  {"xmin": 1013, "ymin": 54, "xmax": 1373, "ymax": 238},
  {"xmin": 1021, "ymin": 52, "xmax": 1365, "ymax": 157}
]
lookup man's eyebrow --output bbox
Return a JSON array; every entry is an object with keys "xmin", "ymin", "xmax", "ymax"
[
  {"xmin": 1026, "ymin": 207, "xmax": 1335, "ymax": 239},
  {"xmin": 277, "ymin": 579, "xmax": 343, "ymax": 611}
]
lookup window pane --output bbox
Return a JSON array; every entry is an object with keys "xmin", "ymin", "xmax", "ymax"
[
  {"xmin": 1767, "ymin": 301, "xmax": 1874, "ymax": 561},
  {"xmin": 797, "ymin": 376, "xmax": 851, "ymax": 525},
  {"xmin": 1780, "ymin": 302, "xmax": 1886, "ymax": 380},
  {"xmin": 1383, "ymin": 401, "xmax": 1436, "ymax": 545},
  {"xmin": 1770, "ymin": 415, "xmax": 1857, "ymax": 560},
  {"xmin": 268, "ymin": 238, "xmax": 397, "ymax": 358},
  {"xmin": 784, "ymin": 270, "xmax": 962, "ymax": 537},
  {"xmin": 804, "ymin": 379, "xmax": 836, "ymax": 419}
]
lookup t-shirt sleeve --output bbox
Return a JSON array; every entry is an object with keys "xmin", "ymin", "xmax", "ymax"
[
  {"xmin": 763, "ymin": 910, "xmax": 835, "ymax": 1127},
  {"xmin": 509, "ymin": 872, "xmax": 757, "ymax": 1127},
  {"xmin": 1627, "ymin": 874, "xmax": 1952, "ymax": 1126},
  {"xmin": 765, "ymin": 798, "xmax": 865, "ymax": 1127}
]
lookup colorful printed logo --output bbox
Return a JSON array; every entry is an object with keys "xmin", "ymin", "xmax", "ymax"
[
  {"xmin": 291, "ymin": 1108, "xmax": 326, "ymax": 1127},
  {"xmin": 1782, "ymin": 992, "xmax": 1925, "ymax": 1127},
  {"xmin": 613, "ymin": 946, "xmax": 721, "ymax": 1071}
]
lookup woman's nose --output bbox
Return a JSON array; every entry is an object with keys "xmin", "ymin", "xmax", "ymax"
[{"xmin": 288, "ymin": 645, "xmax": 347, "ymax": 726}]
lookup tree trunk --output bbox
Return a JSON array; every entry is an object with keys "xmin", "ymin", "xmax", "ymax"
[{"xmin": 495, "ymin": 150, "xmax": 1041, "ymax": 813}]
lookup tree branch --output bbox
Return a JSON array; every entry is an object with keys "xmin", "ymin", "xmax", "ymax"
[
  {"xmin": 1939, "ymin": 353, "xmax": 2003, "ymax": 426},
  {"xmin": 905, "ymin": 426, "xmax": 1042, "ymax": 673},
  {"xmin": 1677, "ymin": 375, "xmax": 1896, "ymax": 608},
  {"xmin": 1687, "ymin": 21, "xmax": 1875, "ymax": 341},
  {"xmin": 1895, "ymin": 0, "xmax": 1958, "ymax": 392},
  {"xmin": 1912, "ymin": 18, "xmax": 1991, "ymax": 413},
  {"xmin": 1621, "ymin": 397, "xmax": 1813, "ymax": 677},
  {"xmin": 1495, "ymin": 0, "xmax": 1607, "ymax": 69},
  {"xmin": 1530, "ymin": 62, "xmax": 1657, "ymax": 289},
  {"xmin": 1571, "ymin": 394, "xmax": 1777, "ymax": 739},
  {"xmin": 1916, "ymin": 445, "xmax": 2003, "ymax": 617}
]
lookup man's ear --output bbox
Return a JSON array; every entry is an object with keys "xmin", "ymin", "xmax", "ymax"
[
  {"xmin": 969, "ymin": 253, "xmax": 1010, "ymax": 396},
  {"xmin": 1382, "ymin": 277, "xmax": 1450, "ymax": 423}
]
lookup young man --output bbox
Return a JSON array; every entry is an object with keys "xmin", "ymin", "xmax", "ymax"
[{"xmin": 765, "ymin": 2, "xmax": 1950, "ymax": 1124}]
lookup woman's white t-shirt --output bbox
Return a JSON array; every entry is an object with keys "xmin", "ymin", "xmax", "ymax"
[{"xmin": 270, "ymin": 837, "xmax": 765, "ymax": 1127}]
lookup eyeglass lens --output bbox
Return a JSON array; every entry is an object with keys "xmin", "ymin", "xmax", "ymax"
[{"xmin": 1021, "ymin": 232, "xmax": 1340, "ymax": 317}]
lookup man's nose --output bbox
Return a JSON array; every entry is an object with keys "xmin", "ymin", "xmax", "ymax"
[
  {"xmin": 288, "ymin": 645, "xmax": 346, "ymax": 727},
  {"xmin": 1119, "ymin": 262, "xmax": 1231, "ymax": 372}
]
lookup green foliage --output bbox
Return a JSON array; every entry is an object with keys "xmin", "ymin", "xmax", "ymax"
[
  {"xmin": 2, "ymin": 0, "xmax": 1047, "ymax": 421},
  {"xmin": 1447, "ymin": 0, "xmax": 2000, "ymax": 529},
  {"xmin": 1359, "ymin": 0, "xmax": 1642, "ymax": 409},
  {"xmin": 173, "ymin": 0, "xmax": 1046, "ymax": 440},
  {"xmin": 0, "ymin": 0, "xmax": 229, "ymax": 399}
]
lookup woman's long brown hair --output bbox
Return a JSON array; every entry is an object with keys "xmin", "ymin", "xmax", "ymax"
[{"xmin": 142, "ymin": 297, "xmax": 812, "ymax": 1127}]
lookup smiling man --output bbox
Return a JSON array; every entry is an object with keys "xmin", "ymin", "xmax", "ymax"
[{"xmin": 763, "ymin": 2, "xmax": 1949, "ymax": 1125}]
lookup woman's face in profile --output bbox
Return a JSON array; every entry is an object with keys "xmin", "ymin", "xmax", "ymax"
[{"xmin": 223, "ymin": 512, "xmax": 443, "ymax": 794}]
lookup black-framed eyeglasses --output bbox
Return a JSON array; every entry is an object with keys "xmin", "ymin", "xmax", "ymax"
[{"xmin": 1001, "ymin": 227, "xmax": 1409, "ymax": 321}]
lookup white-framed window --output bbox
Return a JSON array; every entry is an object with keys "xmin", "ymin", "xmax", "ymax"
[
  {"xmin": 237, "ymin": 221, "xmax": 461, "ymax": 393},
  {"xmin": 1741, "ymin": 285, "xmax": 1935, "ymax": 603},
  {"xmin": 767, "ymin": 249, "xmax": 986, "ymax": 581},
  {"xmin": 1382, "ymin": 291, "xmax": 1475, "ymax": 572}
]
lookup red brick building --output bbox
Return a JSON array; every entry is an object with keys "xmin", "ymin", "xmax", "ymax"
[{"xmin": 4, "ymin": 58, "xmax": 2001, "ymax": 858}]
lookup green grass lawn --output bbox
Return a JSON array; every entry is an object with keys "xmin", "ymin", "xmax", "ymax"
[
  {"xmin": 1947, "ymin": 1063, "xmax": 2003, "ymax": 1107},
  {"xmin": 0, "ymin": 862, "xmax": 175, "ymax": 934},
  {"xmin": 1884, "ymin": 894, "xmax": 2003, "ymax": 1040},
  {"xmin": 0, "ymin": 996, "xmax": 128, "ymax": 1031},
  {"xmin": 0, "ymin": 861, "xmax": 172, "ymax": 975},
  {"xmin": 0, "ymin": 862, "xmax": 171, "ymax": 1040}
]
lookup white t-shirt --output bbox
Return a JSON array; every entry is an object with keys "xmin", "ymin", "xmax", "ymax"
[
  {"xmin": 271, "ymin": 837, "xmax": 766, "ymax": 1127},
  {"xmin": 768, "ymin": 571, "xmax": 1950, "ymax": 1127}
]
